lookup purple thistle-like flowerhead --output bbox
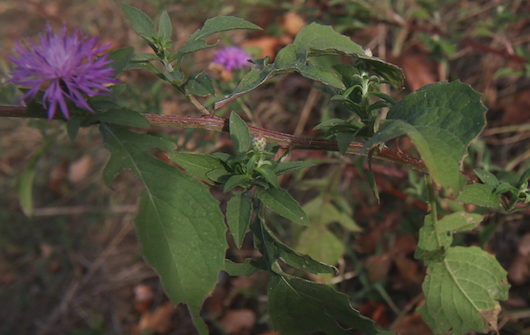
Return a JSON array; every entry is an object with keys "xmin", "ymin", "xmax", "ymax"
[
  {"xmin": 8, "ymin": 23, "xmax": 120, "ymax": 120},
  {"xmin": 213, "ymin": 46, "xmax": 251, "ymax": 72}
]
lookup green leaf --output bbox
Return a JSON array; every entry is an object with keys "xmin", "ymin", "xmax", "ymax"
[
  {"xmin": 256, "ymin": 187, "xmax": 310, "ymax": 226},
  {"xmin": 131, "ymin": 53, "xmax": 160, "ymax": 61},
  {"xmin": 169, "ymin": 153, "xmax": 227, "ymax": 183},
  {"xmin": 188, "ymin": 16, "xmax": 261, "ymax": 41},
  {"xmin": 299, "ymin": 65, "xmax": 345, "ymax": 89},
  {"xmin": 176, "ymin": 16, "xmax": 261, "ymax": 58},
  {"xmin": 273, "ymin": 161, "xmax": 315, "ymax": 175},
  {"xmin": 251, "ymin": 217, "xmax": 335, "ymax": 274},
  {"xmin": 226, "ymin": 193, "xmax": 253, "ymax": 248},
  {"xmin": 474, "ymin": 169, "xmax": 499, "ymax": 187},
  {"xmin": 100, "ymin": 124, "xmax": 227, "ymax": 335},
  {"xmin": 163, "ymin": 70, "xmax": 185, "ymax": 85},
  {"xmin": 66, "ymin": 113, "xmax": 82, "ymax": 142},
  {"xmin": 215, "ymin": 23, "xmax": 404, "ymax": 109},
  {"xmin": 86, "ymin": 108, "xmax": 150, "ymax": 128},
  {"xmin": 360, "ymin": 81, "xmax": 487, "ymax": 193},
  {"xmin": 224, "ymin": 259, "xmax": 264, "ymax": 276},
  {"xmin": 268, "ymin": 273, "xmax": 380, "ymax": 335},
  {"xmin": 418, "ymin": 246, "xmax": 509, "ymax": 335},
  {"xmin": 107, "ymin": 47, "xmax": 135, "ymax": 74},
  {"xmin": 15, "ymin": 137, "xmax": 55, "ymax": 216},
  {"xmin": 457, "ymin": 184, "xmax": 503, "ymax": 210},
  {"xmin": 157, "ymin": 10, "xmax": 172, "ymax": 42},
  {"xmin": 415, "ymin": 212, "xmax": 482, "ymax": 261},
  {"xmin": 224, "ymin": 174, "xmax": 251, "ymax": 193},
  {"xmin": 120, "ymin": 4, "xmax": 157, "ymax": 43},
  {"xmin": 295, "ymin": 225, "xmax": 345, "ymax": 269},
  {"xmin": 303, "ymin": 196, "xmax": 360, "ymax": 231},
  {"xmin": 229, "ymin": 112, "xmax": 251, "ymax": 154},
  {"xmin": 336, "ymin": 131, "xmax": 356, "ymax": 155},
  {"xmin": 255, "ymin": 165, "xmax": 280, "ymax": 188},
  {"xmin": 187, "ymin": 74, "xmax": 215, "ymax": 97}
]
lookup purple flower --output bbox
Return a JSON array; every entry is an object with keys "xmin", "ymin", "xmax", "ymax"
[
  {"xmin": 8, "ymin": 24, "xmax": 119, "ymax": 120},
  {"xmin": 213, "ymin": 46, "xmax": 251, "ymax": 72}
]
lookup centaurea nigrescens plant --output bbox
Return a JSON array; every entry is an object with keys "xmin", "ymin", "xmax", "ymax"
[{"xmin": 1, "ymin": 5, "xmax": 517, "ymax": 335}]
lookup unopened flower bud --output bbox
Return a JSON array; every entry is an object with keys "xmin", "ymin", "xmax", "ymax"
[{"xmin": 252, "ymin": 134, "xmax": 267, "ymax": 152}]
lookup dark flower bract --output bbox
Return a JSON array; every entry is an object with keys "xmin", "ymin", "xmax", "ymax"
[
  {"xmin": 212, "ymin": 46, "xmax": 251, "ymax": 72},
  {"xmin": 8, "ymin": 24, "xmax": 119, "ymax": 120}
]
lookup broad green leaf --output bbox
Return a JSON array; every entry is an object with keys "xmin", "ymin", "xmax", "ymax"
[
  {"xmin": 169, "ymin": 153, "xmax": 227, "ymax": 183},
  {"xmin": 336, "ymin": 131, "xmax": 356, "ymax": 155},
  {"xmin": 418, "ymin": 246, "xmax": 509, "ymax": 335},
  {"xmin": 120, "ymin": 4, "xmax": 157, "ymax": 43},
  {"xmin": 176, "ymin": 16, "xmax": 261, "ymax": 58},
  {"xmin": 299, "ymin": 64, "xmax": 345, "ymax": 89},
  {"xmin": 360, "ymin": 81, "xmax": 487, "ymax": 193},
  {"xmin": 224, "ymin": 259, "xmax": 265, "ymax": 276},
  {"xmin": 229, "ymin": 112, "xmax": 251, "ymax": 154},
  {"xmin": 415, "ymin": 212, "xmax": 482, "ymax": 261},
  {"xmin": 215, "ymin": 23, "xmax": 404, "ymax": 109},
  {"xmin": 163, "ymin": 70, "xmax": 185, "ymax": 85},
  {"xmin": 226, "ymin": 193, "xmax": 253, "ymax": 248},
  {"xmin": 157, "ymin": 10, "xmax": 172, "ymax": 42},
  {"xmin": 106, "ymin": 47, "xmax": 135, "ymax": 74},
  {"xmin": 86, "ymin": 108, "xmax": 150, "ymax": 128},
  {"xmin": 251, "ymin": 217, "xmax": 335, "ymax": 274},
  {"xmin": 268, "ymin": 273, "xmax": 381, "ymax": 335},
  {"xmin": 256, "ymin": 187, "xmax": 310, "ymax": 226},
  {"xmin": 303, "ymin": 196, "xmax": 360, "ymax": 231},
  {"xmin": 187, "ymin": 75, "xmax": 215, "ymax": 97},
  {"xmin": 457, "ymin": 184, "xmax": 503, "ymax": 210},
  {"xmin": 15, "ymin": 137, "xmax": 55, "ymax": 216},
  {"xmin": 295, "ymin": 225, "xmax": 345, "ymax": 271},
  {"xmin": 100, "ymin": 124, "xmax": 227, "ymax": 335},
  {"xmin": 224, "ymin": 174, "xmax": 251, "ymax": 193},
  {"xmin": 474, "ymin": 169, "xmax": 499, "ymax": 187},
  {"xmin": 273, "ymin": 161, "xmax": 316, "ymax": 175}
]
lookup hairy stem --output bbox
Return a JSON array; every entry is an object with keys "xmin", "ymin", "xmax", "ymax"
[{"xmin": 0, "ymin": 105, "xmax": 479, "ymax": 183}]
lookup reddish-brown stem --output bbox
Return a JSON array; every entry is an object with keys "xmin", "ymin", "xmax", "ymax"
[{"xmin": 0, "ymin": 105, "xmax": 479, "ymax": 183}]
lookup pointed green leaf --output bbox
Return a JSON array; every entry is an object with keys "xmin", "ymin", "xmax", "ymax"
[
  {"xmin": 251, "ymin": 217, "xmax": 335, "ymax": 274},
  {"xmin": 107, "ymin": 47, "xmax": 135, "ymax": 74},
  {"xmin": 360, "ymin": 81, "xmax": 487, "ymax": 193},
  {"xmin": 187, "ymin": 74, "xmax": 215, "ymax": 97},
  {"xmin": 163, "ymin": 70, "xmax": 185, "ymax": 85},
  {"xmin": 229, "ymin": 112, "xmax": 251, "ymax": 154},
  {"xmin": 418, "ymin": 246, "xmax": 509, "ymax": 335},
  {"xmin": 224, "ymin": 259, "xmax": 265, "ymax": 276},
  {"xmin": 299, "ymin": 64, "xmax": 345, "ymax": 89},
  {"xmin": 273, "ymin": 161, "xmax": 315, "ymax": 175},
  {"xmin": 256, "ymin": 187, "xmax": 310, "ymax": 226},
  {"xmin": 255, "ymin": 165, "xmax": 280, "ymax": 188},
  {"xmin": 474, "ymin": 169, "xmax": 499, "ymax": 187},
  {"xmin": 66, "ymin": 113, "xmax": 82, "ymax": 142},
  {"xmin": 268, "ymin": 273, "xmax": 380, "ymax": 335},
  {"xmin": 176, "ymin": 16, "xmax": 261, "ymax": 58},
  {"xmin": 226, "ymin": 193, "xmax": 253, "ymax": 248},
  {"xmin": 336, "ymin": 131, "xmax": 356, "ymax": 155},
  {"xmin": 169, "ymin": 153, "xmax": 227, "ymax": 183},
  {"xmin": 131, "ymin": 53, "xmax": 160, "ymax": 61},
  {"xmin": 188, "ymin": 16, "xmax": 261, "ymax": 41},
  {"xmin": 100, "ymin": 124, "xmax": 227, "ymax": 335},
  {"xmin": 158, "ymin": 10, "xmax": 172, "ymax": 42},
  {"xmin": 86, "ymin": 108, "xmax": 150, "ymax": 128},
  {"xmin": 457, "ymin": 184, "xmax": 503, "ymax": 210},
  {"xmin": 120, "ymin": 4, "xmax": 157, "ymax": 43},
  {"xmin": 224, "ymin": 174, "xmax": 251, "ymax": 193}
]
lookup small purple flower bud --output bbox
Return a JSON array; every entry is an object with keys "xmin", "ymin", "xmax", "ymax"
[
  {"xmin": 8, "ymin": 23, "xmax": 120, "ymax": 120},
  {"xmin": 212, "ymin": 46, "xmax": 251, "ymax": 72}
]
